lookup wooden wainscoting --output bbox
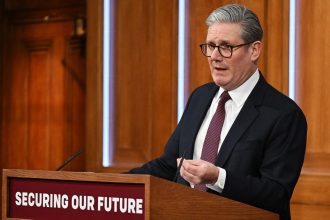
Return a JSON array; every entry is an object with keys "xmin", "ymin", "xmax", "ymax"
[{"xmin": 291, "ymin": 153, "xmax": 330, "ymax": 219}]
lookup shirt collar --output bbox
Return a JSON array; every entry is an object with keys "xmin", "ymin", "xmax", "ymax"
[{"xmin": 217, "ymin": 69, "xmax": 260, "ymax": 107}]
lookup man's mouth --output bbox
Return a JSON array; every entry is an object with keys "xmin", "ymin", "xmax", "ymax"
[{"xmin": 213, "ymin": 66, "xmax": 227, "ymax": 71}]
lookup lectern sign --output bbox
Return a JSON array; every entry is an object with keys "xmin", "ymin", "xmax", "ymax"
[
  {"xmin": 3, "ymin": 169, "xmax": 279, "ymax": 219},
  {"xmin": 8, "ymin": 177, "xmax": 145, "ymax": 220}
]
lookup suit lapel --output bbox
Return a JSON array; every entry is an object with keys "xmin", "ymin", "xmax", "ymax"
[
  {"xmin": 184, "ymin": 83, "xmax": 219, "ymax": 159},
  {"xmin": 215, "ymin": 74, "xmax": 267, "ymax": 167},
  {"xmin": 216, "ymin": 101, "xmax": 258, "ymax": 166}
]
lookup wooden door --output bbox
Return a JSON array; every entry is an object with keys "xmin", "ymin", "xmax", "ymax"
[{"xmin": 1, "ymin": 2, "xmax": 86, "ymax": 171}]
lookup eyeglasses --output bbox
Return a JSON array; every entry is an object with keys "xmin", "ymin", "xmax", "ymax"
[{"xmin": 200, "ymin": 42, "xmax": 253, "ymax": 58}]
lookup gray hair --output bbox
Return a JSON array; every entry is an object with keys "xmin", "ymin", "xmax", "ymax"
[{"xmin": 206, "ymin": 4, "xmax": 263, "ymax": 43}]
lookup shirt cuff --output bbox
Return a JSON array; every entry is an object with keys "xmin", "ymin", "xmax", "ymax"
[{"xmin": 206, "ymin": 167, "xmax": 226, "ymax": 193}]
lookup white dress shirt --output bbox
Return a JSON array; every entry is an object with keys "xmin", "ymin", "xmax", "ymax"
[{"xmin": 192, "ymin": 69, "xmax": 260, "ymax": 192}]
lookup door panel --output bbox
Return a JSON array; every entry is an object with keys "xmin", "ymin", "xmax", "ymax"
[{"xmin": 1, "ymin": 4, "xmax": 86, "ymax": 171}]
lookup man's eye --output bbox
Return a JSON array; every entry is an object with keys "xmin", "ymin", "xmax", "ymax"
[
  {"xmin": 207, "ymin": 44, "xmax": 216, "ymax": 49},
  {"xmin": 220, "ymin": 45, "xmax": 231, "ymax": 49}
]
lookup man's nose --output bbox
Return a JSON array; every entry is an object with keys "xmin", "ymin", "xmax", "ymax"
[{"xmin": 210, "ymin": 48, "xmax": 223, "ymax": 60}]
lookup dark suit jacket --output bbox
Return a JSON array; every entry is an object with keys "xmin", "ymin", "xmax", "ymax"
[{"xmin": 130, "ymin": 74, "xmax": 307, "ymax": 220}]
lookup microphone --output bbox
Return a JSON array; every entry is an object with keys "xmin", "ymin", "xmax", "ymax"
[{"xmin": 56, "ymin": 148, "xmax": 84, "ymax": 171}]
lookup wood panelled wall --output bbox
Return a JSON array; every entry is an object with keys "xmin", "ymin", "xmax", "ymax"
[
  {"xmin": 0, "ymin": 0, "xmax": 4, "ymax": 174},
  {"xmin": 296, "ymin": 0, "xmax": 330, "ymax": 154},
  {"xmin": 290, "ymin": 0, "xmax": 330, "ymax": 218},
  {"xmin": 113, "ymin": 0, "xmax": 178, "ymax": 166},
  {"xmin": 0, "ymin": 0, "xmax": 86, "ymax": 171},
  {"xmin": 86, "ymin": 0, "xmax": 179, "ymax": 172}
]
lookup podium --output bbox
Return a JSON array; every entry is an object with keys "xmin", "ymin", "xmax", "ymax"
[{"xmin": 2, "ymin": 169, "xmax": 278, "ymax": 219}]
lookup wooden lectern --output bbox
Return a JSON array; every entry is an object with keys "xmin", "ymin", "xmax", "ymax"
[{"xmin": 2, "ymin": 169, "xmax": 278, "ymax": 219}]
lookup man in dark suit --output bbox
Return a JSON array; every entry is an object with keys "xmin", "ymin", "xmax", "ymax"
[{"xmin": 129, "ymin": 4, "xmax": 307, "ymax": 220}]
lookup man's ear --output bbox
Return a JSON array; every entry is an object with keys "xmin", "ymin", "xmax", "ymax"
[{"xmin": 250, "ymin": 41, "xmax": 262, "ymax": 62}]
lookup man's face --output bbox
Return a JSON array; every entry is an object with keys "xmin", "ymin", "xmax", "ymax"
[{"xmin": 206, "ymin": 22, "xmax": 260, "ymax": 90}]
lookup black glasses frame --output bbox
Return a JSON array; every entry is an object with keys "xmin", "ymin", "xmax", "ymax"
[{"xmin": 199, "ymin": 42, "xmax": 254, "ymax": 58}]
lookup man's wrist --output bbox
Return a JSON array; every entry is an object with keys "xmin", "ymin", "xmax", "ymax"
[{"xmin": 206, "ymin": 167, "xmax": 227, "ymax": 193}]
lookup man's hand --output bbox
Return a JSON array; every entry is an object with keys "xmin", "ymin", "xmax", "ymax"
[{"xmin": 177, "ymin": 159, "xmax": 219, "ymax": 185}]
